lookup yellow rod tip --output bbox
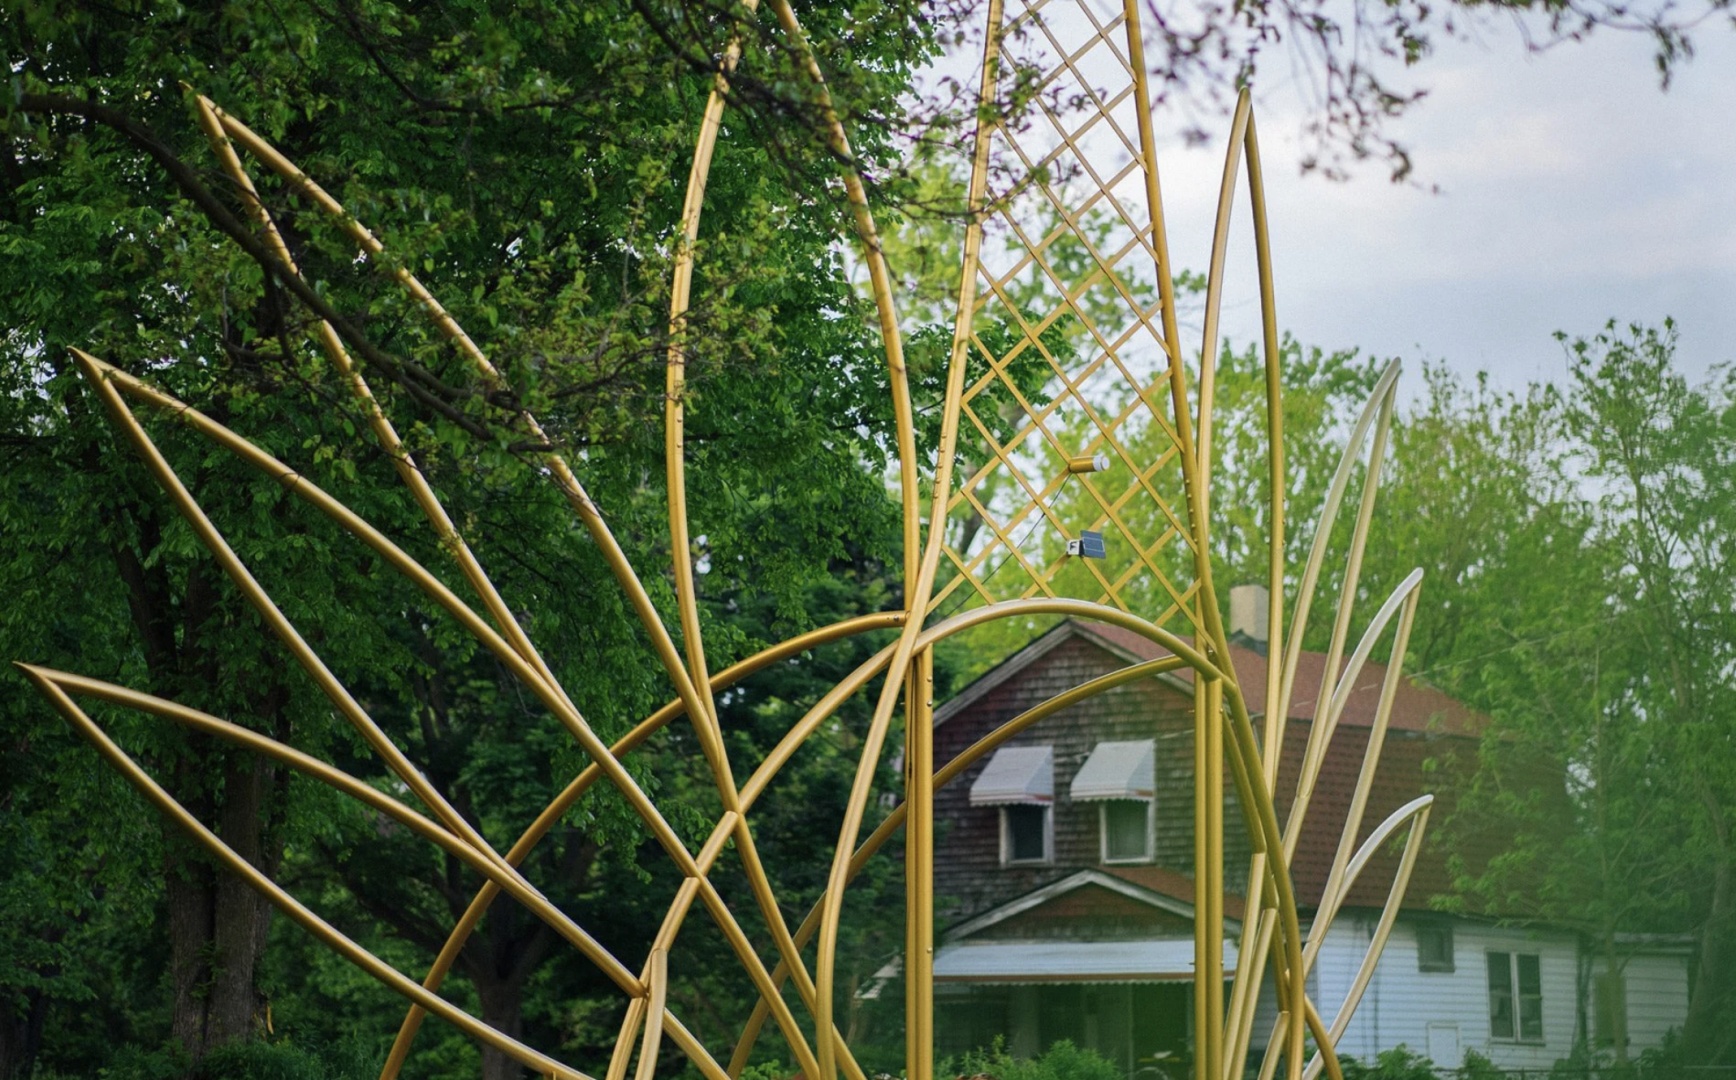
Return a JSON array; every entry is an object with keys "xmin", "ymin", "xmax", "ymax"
[
  {"xmin": 11, "ymin": 662, "xmax": 56, "ymax": 687},
  {"xmin": 67, "ymin": 348, "xmax": 108, "ymax": 376}
]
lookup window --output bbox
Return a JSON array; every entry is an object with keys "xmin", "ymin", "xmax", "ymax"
[
  {"xmin": 1002, "ymin": 804, "xmax": 1051, "ymax": 864},
  {"xmin": 1100, "ymin": 799, "xmax": 1154, "ymax": 863},
  {"xmin": 1417, "ymin": 922, "xmax": 1455, "ymax": 973},
  {"xmin": 974, "ymin": 745, "xmax": 1054, "ymax": 866},
  {"xmin": 1073, "ymin": 740, "xmax": 1155, "ymax": 864},
  {"xmin": 1487, "ymin": 953, "xmax": 1514, "ymax": 1039},
  {"xmin": 1488, "ymin": 951, "xmax": 1543, "ymax": 1042}
]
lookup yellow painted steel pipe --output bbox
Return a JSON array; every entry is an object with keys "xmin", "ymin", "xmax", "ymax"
[
  {"xmin": 19, "ymin": 665, "xmax": 588, "ymax": 1080},
  {"xmin": 383, "ymin": 612, "xmax": 901, "ymax": 1075},
  {"xmin": 23, "ymin": 10, "xmax": 1446, "ymax": 1075}
]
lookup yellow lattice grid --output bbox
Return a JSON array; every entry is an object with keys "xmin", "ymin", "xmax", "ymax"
[{"xmin": 932, "ymin": 0, "xmax": 1199, "ymax": 628}]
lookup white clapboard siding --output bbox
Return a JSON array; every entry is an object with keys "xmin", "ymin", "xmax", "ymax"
[
  {"xmin": 1589, "ymin": 950, "xmax": 1693, "ymax": 1052},
  {"xmin": 1252, "ymin": 915, "xmax": 1578, "ymax": 1069},
  {"xmin": 1238, "ymin": 916, "xmax": 1690, "ymax": 1069}
]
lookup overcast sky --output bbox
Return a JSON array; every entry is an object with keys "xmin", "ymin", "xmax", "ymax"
[{"xmin": 1148, "ymin": 19, "xmax": 1736, "ymax": 395}]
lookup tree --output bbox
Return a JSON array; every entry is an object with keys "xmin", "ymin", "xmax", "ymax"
[
  {"xmin": 1128, "ymin": 0, "xmax": 1735, "ymax": 180},
  {"xmin": 0, "ymin": 331, "xmax": 418, "ymax": 1071},
  {"xmin": 1349, "ymin": 326, "xmax": 1736, "ymax": 1065},
  {"xmin": 1, "ymin": 1, "xmax": 938, "ymax": 1075},
  {"xmin": 1556, "ymin": 323, "xmax": 1736, "ymax": 1062}
]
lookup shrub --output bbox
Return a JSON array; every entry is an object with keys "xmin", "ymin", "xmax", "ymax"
[
  {"xmin": 943, "ymin": 1039, "xmax": 1127, "ymax": 1080},
  {"xmin": 1460, "ymin": 1049, "xmax": 1507, "ymax": 1080},
  {"xmin": 96, "ymin": 1039, "xmax": 380, "ymax": 1080},
  {"xmin": 1337, "ymin": 1045, "xmax": 1442, "ymax": 1080}
]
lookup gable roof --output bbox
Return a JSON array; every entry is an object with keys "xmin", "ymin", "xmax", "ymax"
[
  {"xmin": 1276, "ymin": 723, "xmax": 1462, "ymax": 908},
  {"xmin": 1100, "ymin": 864, "xmax": 1248, "ymax": 922},
  {"xmin": 1077, "ymin": 621, "xmax": 1483, "ymax": 736},
  {"xmin": 934, "ymin": 619, "xmax": 1480, "ymax": 737},
  {"xmin": 934, "ymin": 618, "xmax": 1489, "ymax": 912},
  {"xmin": 943, "ymin": 868, "xmax": 1245, "ymax": 944},
  {"xmin": 932, "ymin": 621, "xmax": 1101, "ymax": 726}
]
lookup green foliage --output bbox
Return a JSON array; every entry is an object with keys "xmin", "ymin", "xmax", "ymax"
[
  {"xmin": 0, "ymin": 0, "xmax": 941, "ymax": 1076},
  {"xmin": 1204, "ymin": 336, "xmax": 1390, "ymax": 623},
  {"xmin": 1336, "ymin": 1046, "xmax": 1442, "ymax": 1080},
  {"xmin": 1407, "ymin": 324, "xmax": 1736, "ymax": 1061},
  {"xmin": 1459, "ymin": 1050, "xmax": 1507, "ymax": 1080},
  {"xmin": 942, "ymin": 1039, "xmax": 1126, "ymax": 1080},
  {"xmin": 79, "ymin": 1038, "xmax": 380, "ymax": 1080}
]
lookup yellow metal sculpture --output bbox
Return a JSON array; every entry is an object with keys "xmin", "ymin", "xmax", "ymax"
[{"xmin": 17, "ymin": 2, "xmax": 1433, "ymax": 1080}]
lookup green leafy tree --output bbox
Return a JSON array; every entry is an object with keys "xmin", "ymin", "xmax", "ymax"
[
  {"xmin": 1, "ymin": 1, "xmax": 939, "ymax": 1076},
  {"xmin": 1358, "ymin": 325, "xmax": 1736, "ymax": 1064},
  {"xmin": 1555, "ymin": 323, "xmax": 1736, "ymax": 1062}
]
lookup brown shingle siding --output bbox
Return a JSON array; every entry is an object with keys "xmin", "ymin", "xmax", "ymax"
[
  {"xmin": 934, "ymin": 634, "xmax": 1198, "ymax": 922},
  {"xmin": 933, "ymin": 619, "xmax": 1478, "ymax": 929}
]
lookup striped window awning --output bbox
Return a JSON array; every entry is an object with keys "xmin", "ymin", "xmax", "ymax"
[
  {"xmin": 1070, "ymin": 739, "xmax": 1155, "ymax": 801},
  {"xmin": 969, "ymin": 745, "xmax": 1054, "ymax": 806}
]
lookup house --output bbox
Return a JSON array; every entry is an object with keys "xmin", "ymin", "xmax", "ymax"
[{"xmin": 928, "ymin": 606, "xmax": 1691, "ymax": 1073}]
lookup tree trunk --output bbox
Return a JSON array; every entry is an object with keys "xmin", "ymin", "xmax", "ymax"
[
  {"xmin": 1604, "ymin": 929, "xmax": 1628, "ymax": 1066},
  {"xmin": 115, "ymin": 509, "xmax": 292, "ymax": 1063},
  {"xmin": 1682, "ymin": 849, "xmax": 1736, "ymax": 1063},
  {"xmin": 0, "ymin": 988, "xmax": 47, "ymax": 1080},
  {"xmin": 460, "ymin": 912, "xmax": 557, "ymax": 1080},
  {"xmin": 476, "ymin": 972, "xmax": 527, "ymax": 1080},
  {"xmin": 163, "ymin": 749, "xmax": 281, "ymax": 1059},
  {"xmin": 165, "ymin": 829, "xmax": 217, "ymax": 1055}
]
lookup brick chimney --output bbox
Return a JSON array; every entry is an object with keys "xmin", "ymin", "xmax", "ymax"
[{"xmin": 1229, "ymin": 583, "xmax": 1270, "ymax": 654}]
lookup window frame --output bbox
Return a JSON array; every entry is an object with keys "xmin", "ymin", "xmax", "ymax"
[
  {"xmin": 1098, "ymin": 798, "xmax": 1155, "ymax": 864},
  {"xmin": 1000, "ymin": 803, "xmax": 1053, "ymax": 866},
  {"xmin": 1487, "ymin": 950, "xmax": 1545, "ymax": 1044},
  {"xmin": 1416, "ymin": 921, "xmax": 1455, "ymax": 973}
]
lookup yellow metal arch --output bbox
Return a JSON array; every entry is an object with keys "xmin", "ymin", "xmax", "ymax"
[{"xmin": 17, "ymin": 4, "xmax": 1440, "ymax": 1080}]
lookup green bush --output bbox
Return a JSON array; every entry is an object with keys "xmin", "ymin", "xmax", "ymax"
[
  {"xmin": 1337, "ymin": 1045, "xmax": 1442, "ymax": 1080},
  {"xmin": 1460, "ymin": 1049, "xmax": 1507, "ymax": 1080},
  {"xmin": 1538, "ymin": 1029, "xmax": 1690, "ymax": 1079},
  {"xmin": 93, "ymin": 1038, "xmax": 381, "ymax": 1080},
  {"xmin": 942, "ymin": 1039, "xmax": 1127, "ymax": 1080}
]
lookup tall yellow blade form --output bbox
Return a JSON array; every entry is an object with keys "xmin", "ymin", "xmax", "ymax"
[
  {"xmin": 929, "ymin": 0, "xmax": 1204, "ymax": 626},
  {"xmin": 15, "ymin": 3, "xmax": 1441, "ymax": 1080}
]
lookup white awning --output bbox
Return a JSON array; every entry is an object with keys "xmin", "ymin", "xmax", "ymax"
[
  {"xmin": 1069, "ymin": 739, "xmax": 1155, "ymax": 801},
  {"xmin": 933, "ymin": 939, "xmax": 1237, "ymax": 984},
  {"xmin": 969, "ymin": 745, "xmax": 1054, "ymax": 806}
]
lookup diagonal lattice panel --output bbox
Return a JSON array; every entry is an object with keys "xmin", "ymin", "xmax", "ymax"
[
  {"xmin": 13, "ymin": 2, "xmax": 1438, "ymax": 1078},
  {"xmin": 933, "ymin": 0, "xmax": 1199, "ymax": 627}
]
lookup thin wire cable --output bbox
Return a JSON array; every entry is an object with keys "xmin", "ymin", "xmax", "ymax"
[{"xmin": 938, "ymin": 471, "xmax": 1075, "ymax": 620}]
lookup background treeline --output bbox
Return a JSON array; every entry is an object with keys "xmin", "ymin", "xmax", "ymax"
[
  {"xmin": 1206, "ymin": 325, "xmax": 1736, "ymax": 1070},
  {"xmin": 3, "ymin": 0, "xmax": 1735, "ymax": 1078}
]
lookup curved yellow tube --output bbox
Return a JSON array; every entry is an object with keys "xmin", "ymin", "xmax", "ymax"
[
  {"xmin": 31, "ymin": 15, "xmax": 1443, "ymax": 1077},
  {"xmin": 19, "ymin": 666, "xmax": 588, "ymax": 1080}
]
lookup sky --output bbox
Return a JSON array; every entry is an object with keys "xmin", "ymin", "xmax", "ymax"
[{"xmin": 1146, "ymin": 17, "xmax": 1736, "ymax": 395}]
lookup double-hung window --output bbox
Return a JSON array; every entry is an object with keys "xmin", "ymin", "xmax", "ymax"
[
  {"xmin": 970, "ymin": 745, "xmax": 1054, "ymax": 866},
  {"xmin": 1001, "ymin": 804, "xmax": 1052, "ymax": 864},
  {"xmin": 1487, "ymin": 951, "xmax": 1543, "ymax": 1042},
  {"xmin": 1071, "ymin": 739, "xmax": 1156, "ymax": 865},
  {"xmin": 1099, "ymin": 799, "xmax": 1154, "ymax": 862}
]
